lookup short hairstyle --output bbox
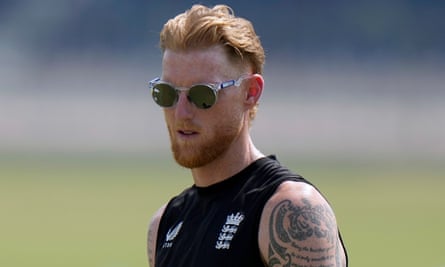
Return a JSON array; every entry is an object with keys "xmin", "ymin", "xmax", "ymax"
[{"xmin": 159, "ymin": 4, "xmax": 265, "ymax": 75}]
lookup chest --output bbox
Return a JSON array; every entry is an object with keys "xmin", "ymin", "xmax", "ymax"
[{"xmin": 156, "ymin": 196, "xmax": 265, "ymax": 267}]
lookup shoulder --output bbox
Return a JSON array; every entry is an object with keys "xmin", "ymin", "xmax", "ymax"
[
  {"xmin": 258, "ymin": 181, "xmax": 347, "ymax": 266},
  {"xmin": 147, "ymin": 204, "xmax": 167, "ymax": 267}
]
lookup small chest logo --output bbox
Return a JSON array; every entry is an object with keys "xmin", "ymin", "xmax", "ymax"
[
  {"xmin": 215, "ymin": 212, "xmax": 245, "ymax": 250},
  {"xmin": 163, "ymin": 221, "xmax": 183, "ymax": 248}
]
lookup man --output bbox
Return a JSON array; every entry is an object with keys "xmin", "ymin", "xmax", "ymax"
[{"xmin": 147, "ymin": 4, "xmax": 348, "ymax": 267}]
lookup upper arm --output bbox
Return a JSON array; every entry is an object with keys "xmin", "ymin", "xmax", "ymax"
[
  {"xmin": 147, "ymin": 204, "xmax": 166, "ymax": 267},
  {"xmin": 258, "ymin": 181, "xmax": 346, "ymax": 267}
]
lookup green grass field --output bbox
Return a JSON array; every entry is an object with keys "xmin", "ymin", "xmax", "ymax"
[{"xmin": 1, "ymin": 154, "xmax": 444, "ymax": 267}]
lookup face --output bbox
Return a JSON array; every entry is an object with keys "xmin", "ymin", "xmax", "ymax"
[{"xmin": 161, "ymin": 46, "xmax": 249, "ymax": 169}]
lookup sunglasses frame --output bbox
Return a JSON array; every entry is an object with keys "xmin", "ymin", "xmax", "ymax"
[{"xmin": 148, "ymin": 75, "xmax": 252, "ymax": 109}]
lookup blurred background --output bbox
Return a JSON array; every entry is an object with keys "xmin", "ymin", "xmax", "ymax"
[{"xmin": 1, "ymin": 1, "xmax": 444, "ymax": 266}]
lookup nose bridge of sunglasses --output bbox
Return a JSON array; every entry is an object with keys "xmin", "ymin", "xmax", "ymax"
[{"xmin": 176, "ymin": 88, "xmax": 191, "ymax": 104}]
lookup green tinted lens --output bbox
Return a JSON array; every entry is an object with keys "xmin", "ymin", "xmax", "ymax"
[
  {"xmin": 188, "ymin": 85, "xmax": 216, "ymax": 109},
  {"xmin": 152, "ymin": 83, "xmax": 178, "ymax": 107}
]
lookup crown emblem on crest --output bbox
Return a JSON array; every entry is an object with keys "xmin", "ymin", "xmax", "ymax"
[{"xmin": 225, "ymin": 212, "xmax": 245, "ymax": 226}]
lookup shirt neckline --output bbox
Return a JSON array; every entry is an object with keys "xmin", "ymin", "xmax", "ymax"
[{"xmin": 192, "ymin": 155, "xmax": 276, "ymax": 197}]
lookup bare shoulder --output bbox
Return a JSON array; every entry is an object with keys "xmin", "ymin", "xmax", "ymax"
[
  {"xmin": 258, "ymin": 181, "xmax": 347, "ymax": 267},
  {"xmin": 147, "ymin": 204, "xmax": 167, "ymax": 267}
]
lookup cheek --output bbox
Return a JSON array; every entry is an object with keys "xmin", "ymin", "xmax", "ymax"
[
  {"xmin": 163, "ymin": 109, "xmax": 174, "ymax": 124},
  {"xmin": 216, "ymin": 89, "xmax": 244, "ymax": 111},
  {"xmin": 209, "ymin": 103, "xmax": 244, "ymax": 132}
]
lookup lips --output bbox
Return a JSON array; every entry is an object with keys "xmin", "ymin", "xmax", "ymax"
[
  {"xmin": 177, "ymin": 129, "xmax": 199, "ymax": 138},
  {"xmin": 179, "ymin": 130, "xmax": 198, "ymax": 135},
  {"xmin": 172, "ymin": 122, "xmax": 200, "ymax": 139}
]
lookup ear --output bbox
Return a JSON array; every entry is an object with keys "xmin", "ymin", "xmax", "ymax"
[{"xmin": 245, "ymin": 74, "xmax": 264, "ymax": 106}]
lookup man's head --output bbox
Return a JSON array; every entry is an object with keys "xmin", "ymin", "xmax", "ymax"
[{"xmin": 154, "ymin": 5, "xmax": 265, "ymax": 169}]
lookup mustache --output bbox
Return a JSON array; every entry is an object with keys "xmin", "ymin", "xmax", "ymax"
[{"xmin": 171, "ymin": 120, "xmax": 201, "ymax": 132}]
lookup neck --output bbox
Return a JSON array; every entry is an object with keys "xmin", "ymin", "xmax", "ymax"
[{"xmin": 191, "ymin": 135, "xmax": 264, "ymax": 187}]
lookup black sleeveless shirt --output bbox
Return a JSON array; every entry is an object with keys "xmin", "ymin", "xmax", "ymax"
[{"xmin": 155, "ymin": 155, "xmax": 348, "ymax": 267}]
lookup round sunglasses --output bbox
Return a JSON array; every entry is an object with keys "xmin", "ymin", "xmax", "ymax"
[{"xmin": 148, "ymin": 75, "xmax": 251, "ymax": 109}]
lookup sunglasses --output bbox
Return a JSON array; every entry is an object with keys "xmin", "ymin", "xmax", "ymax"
[{"xmin": 148, "ymin": 75, "xmax": 251, "ymax": 109}]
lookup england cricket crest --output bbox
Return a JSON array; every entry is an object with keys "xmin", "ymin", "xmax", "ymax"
[{"xmin": 215, "ymin": 212, "xmax": 245, "ymax": 250}]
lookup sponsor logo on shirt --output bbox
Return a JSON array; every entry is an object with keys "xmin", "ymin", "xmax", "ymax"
[
  {"xmin": 163, "ymin": 221, "xmax": 183, "ymax": 248},
  {"xmin": 215, "ymin": 212, "xmax": 244, "ymax": 250}
]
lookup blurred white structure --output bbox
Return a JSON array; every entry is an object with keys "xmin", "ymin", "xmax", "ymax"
[{"xmin": 1, "ymin": 54, "xmax": 444, "ymax": 162}]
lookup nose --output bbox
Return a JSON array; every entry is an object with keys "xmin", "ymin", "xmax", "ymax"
[{"xmin": 174, "ymin": 91, "xmax": 194, "ymax": 119}]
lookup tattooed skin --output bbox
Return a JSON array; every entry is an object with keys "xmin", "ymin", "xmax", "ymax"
[{"xmin": 268, "ymin": 198, "xmax": 342, "ymax": 267}]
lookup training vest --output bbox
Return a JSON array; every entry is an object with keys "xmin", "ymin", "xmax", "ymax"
[{"xmin": 155, "ymin": 155, "xmax": 348, "ymax": 267}]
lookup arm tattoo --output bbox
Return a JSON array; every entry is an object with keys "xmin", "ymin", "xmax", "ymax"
[{"xmin": 268, "ymin": 198, "xmax": 342, "ymax": 267}]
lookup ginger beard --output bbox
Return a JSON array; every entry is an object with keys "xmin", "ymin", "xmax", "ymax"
[{"xmin": 167, "ymin": 109, "xmax": 244, "ymax": 169}]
